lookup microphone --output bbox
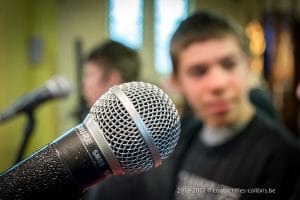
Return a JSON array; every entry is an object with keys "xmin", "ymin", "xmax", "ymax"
[
  {"xmin": 0, "ymin": 76, "xmax": 70, "ymax": 123},
  {"xmin": 0, "ymin": 82, "xmax": 181, "ymax": 199}
]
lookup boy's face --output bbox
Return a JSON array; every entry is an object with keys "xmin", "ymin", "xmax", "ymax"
[
  {"xmin": 82, "ymin": 62, "xmax": 121, "ymax": 107},
  {"xmin": 82, "ymin": 62, "xmax": 108, "ymax": 107},
  {"xmin": 174, "ymin": 36, "xmax": 251, "ymax": 127}
]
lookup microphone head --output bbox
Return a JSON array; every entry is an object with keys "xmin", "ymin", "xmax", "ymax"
[
  {"xmin": 46, "ymin": 76, "xmax": 71, "ymax": 98},
  {"xmin": 90, "ymin": 82, "xmax": 181, "ymax": 175}
]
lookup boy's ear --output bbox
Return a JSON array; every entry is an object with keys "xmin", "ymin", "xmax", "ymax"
[
  {"xmin": 107, "ymin": 69, "xmax": 122, "ymax": 86},
  {"xmin": 170, "ymin": 74, "xmax": 184, "ymax": 95},
  {"xmin": 247, "ymin": 54, "xmax": 253, "ymax": 70}
]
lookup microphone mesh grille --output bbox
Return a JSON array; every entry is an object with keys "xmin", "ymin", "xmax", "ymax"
[{"xmin": 90, "ymin": 82, "xmax": 180, "ymax": 175}]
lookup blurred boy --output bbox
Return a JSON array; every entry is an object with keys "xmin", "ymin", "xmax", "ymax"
[
  {"xmin": 170, "ymin": 11, "xmax": 300, "ymax": 199},
  {"xmin": 82, "ymin": 40, "xmax": 140, "ymax": 108},
  {"xmin": 82, "ymin": 40, "xmax": 146, "ymax": 200}
]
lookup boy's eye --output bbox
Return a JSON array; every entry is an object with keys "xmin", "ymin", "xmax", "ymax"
[
  {"xmin": 221, "ymin": 58, "xmax": 237, "ymax": 70},
  {"xmin": 188, "ymin": 65, "xmax": 208, "ymax": 77}
]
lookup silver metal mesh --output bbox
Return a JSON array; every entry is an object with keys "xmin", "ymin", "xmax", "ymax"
[{"xmin": 90, "ymin": 82, "xmax": 181, "ymax": 175}]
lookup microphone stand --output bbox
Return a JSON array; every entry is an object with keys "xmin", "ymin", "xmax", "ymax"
[{"xmin": 15, "ymin": 109, "xmax": 36, "ymax": 164}]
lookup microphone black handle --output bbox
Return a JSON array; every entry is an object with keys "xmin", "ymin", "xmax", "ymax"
[
  {"xmin": 0, "ymin": 144, "xmax": 81, "ymax": 200},
  {"xmin": 0, "ymin": 125, "xmax": 113, "ymax": 200}
]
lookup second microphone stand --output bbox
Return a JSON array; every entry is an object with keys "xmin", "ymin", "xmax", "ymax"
[{"xmin": 15, "ymin": 110, "xmax": 36, "ymax": 164}]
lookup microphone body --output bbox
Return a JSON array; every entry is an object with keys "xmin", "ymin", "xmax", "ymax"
[
  {"xmin": 0, "ymin": 116, "xmax": 112, "ymax": 199},
  {"xmin": 0, "ymin": 76, "xmax": 70, "ymax": 123},
  {"xmin": 0, "ymin": 82, "xmax": 181, "ymax": 200}
]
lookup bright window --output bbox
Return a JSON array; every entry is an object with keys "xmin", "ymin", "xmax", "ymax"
[
  {"xmin": 109, "ymin": 0, "xmax": 143, "ymax": 49},
  {"xmin": 154, "ymin": 0, "xmax": 188, "ymax": 75}
]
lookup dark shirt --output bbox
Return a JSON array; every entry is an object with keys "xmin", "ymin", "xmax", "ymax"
[{"xmin": 174, "ymin": 111, "xmax": 300, "ymax": 200}]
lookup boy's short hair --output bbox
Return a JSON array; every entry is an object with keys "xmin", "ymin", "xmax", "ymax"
[
  {"xmin": 87, "ymin": 40, "xmax": 140, "ymax": 82},
  {"xmin": 170, "ymin": 11, "xmax": 250, "ymax": 75}
]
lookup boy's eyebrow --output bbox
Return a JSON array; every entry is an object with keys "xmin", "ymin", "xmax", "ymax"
[
  {"xmin": 218, "ymin": 53, "xmax": 239, "ymax": 62},
  {"xmin": 187, "ymin": 53, "xmax": 238, "ymax": 69},
  {"xmin": 187, "ymin": 63, "xmax": 208, "ymax": 71}
]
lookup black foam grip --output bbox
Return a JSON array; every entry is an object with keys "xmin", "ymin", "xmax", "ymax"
[{"xmin": 0, "ymin": 144, "xmax": 81, "ymax": 200}]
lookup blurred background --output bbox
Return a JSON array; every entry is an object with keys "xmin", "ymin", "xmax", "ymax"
[{"xmin": 0, "ymin": 0, "xmax": 299, "ymax": 172}]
